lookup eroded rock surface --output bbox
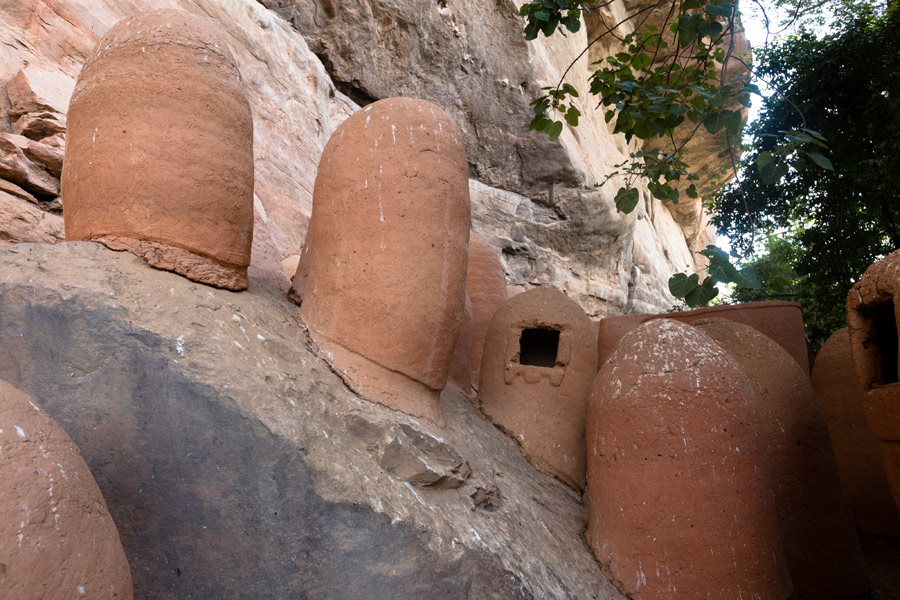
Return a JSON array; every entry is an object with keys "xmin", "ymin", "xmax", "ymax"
[
  {"xmin": 1, "ymin": 0, "xmax": 713, "ymax": 314},
  {"xmin": 0, "ymin": 242, "xmax": 622, "ymax": 600}
]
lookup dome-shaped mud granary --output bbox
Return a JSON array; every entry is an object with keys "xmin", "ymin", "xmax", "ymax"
[
  {"xmin": 813, "ymin": 328, "xmax": 900, "ymax": 535},
  {"xmin": 694, "ymin": 317, "xmax": 869, "ymax": 600},
  {"xmin": 479, "ymin": 286, "xmax": 597, "ymax": 490},
  {"xmin": 0, "ymin": 379, "xmax": 133, "ymax": 600},
  {"xmin": 587, "ymin": 319, "xmax": 793, "ymax": 599},
  {"xmin": 62, "ymin": 9, "xmax": 254, "ymax": 290},
  {"xmin": 291, "ymin": 97, "xmax": 471, "ymax": 426},
  {"xmin": 847, "ymin": 248, "xmax": 900, "ymax": 513}
]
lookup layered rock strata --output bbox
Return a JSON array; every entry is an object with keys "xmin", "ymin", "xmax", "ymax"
[{"xmin": 1, "ymin": 0, "xmax": 714, "ymax": 314}]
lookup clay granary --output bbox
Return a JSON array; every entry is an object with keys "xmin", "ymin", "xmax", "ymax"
[
  {"xmin": 62, "ymin": 9, "xmax": 254, "ymax": 290},
  {"xmin": 597, "ymin": 300, "xmax": 810, "ymax": 372},
  {"xmin": 587, "ymin": 319, "xmax": 794, "ymax": 598},
  {"xmin": 694, "ymin": 318, "xmax": 868, "ymax": 599},
  {"xmin": 291, "ymin": 97, "xmax": 470, "ymax": 426},
  {"xmin": 478, "ymin": 286, "xmax": 597, "ymax": 490},
  {"xmin": 813, "ymin": 328, "xmax": 900, "ymax": 535},
  {"xmin": 0, "ymin": 380, "xmax": 133, "ymax": 599},
  {"xmin": 847, "ymin": 248, "xmax": 900, "ymax": 511}
]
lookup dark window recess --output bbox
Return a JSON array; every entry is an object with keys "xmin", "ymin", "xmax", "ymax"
[
  {"xmin": 519, "ymin": 328, "xmax": 560, "ymax": 368},
  {"xmin": 867, "ymin": 300, "xmax": 899, "ymax": 384}
]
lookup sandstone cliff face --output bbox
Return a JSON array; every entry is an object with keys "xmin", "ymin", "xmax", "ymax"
[
  {"xmin": 0, "ymin": 0, "xmax": 724, "ymax": 314},
  {"xmin": 0, "ymin": 242, "xmax": 623, "ymax": 600}
]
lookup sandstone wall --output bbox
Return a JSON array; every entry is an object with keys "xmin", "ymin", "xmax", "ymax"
[{"xmin": 0, "ymin": 0, "xmax": 724, "ymax": 314}]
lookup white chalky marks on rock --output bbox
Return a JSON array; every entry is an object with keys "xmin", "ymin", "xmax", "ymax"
[
  {"xmin": 175, "ymin": 335, "xmax": 185, "ymax": 356},
  {"xmin": 15, "ymin": 425, "xmax": 25, "ymax": 438}
]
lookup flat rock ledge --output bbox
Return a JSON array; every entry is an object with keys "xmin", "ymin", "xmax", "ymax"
[{"xmin": 0, "ymin": 242, "xmax": 620, "ymax": 600}]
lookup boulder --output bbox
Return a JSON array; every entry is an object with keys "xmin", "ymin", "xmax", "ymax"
[
  {"xmin": 1, "ymin": 132, "xmax": 64, "ymax": 178},
  {"xmin": 0, "ymin": 133, "xmax": 59, "ymax": 197},
  {"xmin": 5, "ymin": 64, "xmax": 76, "ymax": 118},
  {"xmin": 0, "ymin": 190, "xmax": 64, "ymax": 248},
  {"xmin": 0, "ymin": 379, "xmax": 133, "ymax": 599},
  {"xmin": 0, "ymin": 241, "xmax": 621, "ymax": 600},
  {"xmin": 11, "ymin": 111, "xmax": 67, "ymax": 141}
]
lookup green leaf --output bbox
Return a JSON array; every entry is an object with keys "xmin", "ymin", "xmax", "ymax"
[
  {"xmin": 564, "ymin": 16, "xmax": 580, "ymax": 33},
  {"xmin": 697, "ymin": 20, "xmax": 724, "ymax": 38},
  {"xmin": 632, "ymin": 52, "xmax": 651, "ymax": 71},
  {"xmin": 614, "ymin": 187, "xmax": 640, "ymax": 213},
  {"xmin": 703, "ymin": 111, "xmax": 727, "ymax": 134},
  {"xmin": 546, "ymin": 120, "xmax": 564, "ymax": 140},
  {"xmin": 698, "ymin": 244, "xmax": 731, "ymax": 266},
  {"xmin": 756, "ymin": 151, "xmax": 789, "ymax": 185},
  {"xmin": 668, "ymin": 272, "xmax": 699, "ymax": 298},
  {"xmin": 534, "ymin": 9, "xmax": 551, "ymax": 21},
  {"xmin": 529, "ymin": 115, "xmax": 551, "ymax": 131},
  {"xmin": 685, "ymin": 276, "xmax": 719, "ymax": 306},
  {"xmin": 604, "ymin": 109, "xmax": 616, "ymax": 123},
  {"xmin": 725, "ymin": 110, "xmax": 743, "ymax": 139},
  {"xmin": 805, "ymin": 150, "xmax": 834, "ymax": 170},
  {"xmin": 564, "ymin": 105, "xmax": 581, "ymax": 126},
  {"xmin": 706, "ymin": 2, "xmax": 733, "ymax": 17},
  {"xmin": 562, "ymin": 83, "xmax": 580, "ymax": 98},
  {"xmin": 802, "ymin": 128, "xmax": 828, "ymax": 142},
  {"xmin": 677, "ymin": 13, "xmax": 701, "ymax": 47}
]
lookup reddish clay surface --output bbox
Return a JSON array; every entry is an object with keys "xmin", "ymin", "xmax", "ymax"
[
  {"xmin": 478, "ymin": 287, "xmax": 597, "ymax": 490},
  {"xmin": 293, "ymin": 98, "xmax": 470, "ymax": 425},
  {"xmin": 597, "ymin": 301, "xmax": 810, "ymax": 372},
  {"xmin": 281, "ymin": 254, "xmax": 301, "ymax": 281},
  {"xmin": 694, "ymin": 318, "xmax": 869, "ymax": 599},
  {"xmin": 448, "ymin": 293, "xmax": 474, "ymax": 397},
  {"xmin": 813, "ymin": 328, "xmax": 900, "ymax": 536},
  {"xmin": 586, "ymin": 319, "xmax": 793, "ymax": 599},
  {"xmin": 0, "ymin": 379, "xmax": 133, "ymax": 599},
  {"xmin": 466, "ymin": 233, "xmax": 508, "ymax": 388},
  {"xmin": 847, "ymin": 249, "xmax": 900, "ymax": 513},
  {"xmin": 62, "ymin": 9, "xmax": 254, "ymax": 290}
]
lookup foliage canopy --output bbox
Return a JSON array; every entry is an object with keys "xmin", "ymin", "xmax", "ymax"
[{"xmin": 714, "ymin": 6, "xmax": 900, "ymax": 348}]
